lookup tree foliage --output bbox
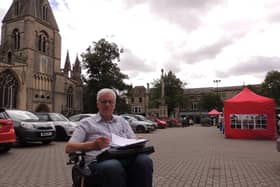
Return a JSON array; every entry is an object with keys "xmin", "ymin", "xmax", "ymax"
[
  {"xmin": 81, "ymin": 38, "xmax": 130, "ymax": 113},
  {"xmin": 260, "ymin": 70, "xmax": 280, "ymax": 105},
  {"xmin": 199, "ymin": 92, "xmax": 223, "ymax": 112},
  {"xmin": 150, "ymin": 71, "xmax": 187, "ymax": 115}
]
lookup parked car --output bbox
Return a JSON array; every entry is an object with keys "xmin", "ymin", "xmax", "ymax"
[
  {"xmin": 121, "ymin": 114, "xmax": 154, "ymax": 133},
  {"xmin": 35, "ymin": 112, "xmax": 78, "ymax": 141},
  {"xmin": 68, "ymin": 113, "xmax": 96, "ymax": 122},
  {"xmin": 161, "ymin": 117, "xmax": 181, "ymax": 127},
  {"xmin": 155, "ymin": 118, "xmax": 167, "ymax": 128},
  {"xmin": 0, "ymin": 109, "xmax": 55, "ymax": 145},
  {"xmin": 0, "ymin": 118, "xmax": 16, "ymax": 152},
  {"xmin": 127, "ymin": 114, "xmax": 157, "ymax": 130}
]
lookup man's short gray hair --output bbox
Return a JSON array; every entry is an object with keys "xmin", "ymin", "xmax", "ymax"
[{"xmin": 97, "ymin": 88, "xmax": 116, "ymax": 102}]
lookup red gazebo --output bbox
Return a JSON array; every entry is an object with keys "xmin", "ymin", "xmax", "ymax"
[
  {"xmin": 208, "ymin": 109, "xmax": 220, "ymax": 116},
  {"xmin": 224, "ymin": 87, "xmax": 277, "ymax": 140}
]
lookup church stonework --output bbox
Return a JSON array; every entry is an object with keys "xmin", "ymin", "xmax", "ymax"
[{"xmin": 0, "ymin": 0, "xmax": 83, "ymax": 116}]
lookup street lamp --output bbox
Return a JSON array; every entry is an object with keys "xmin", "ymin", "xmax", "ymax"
[{"xmin": 213, "ymin": 79, "xmax": 221, "ymax": 95}]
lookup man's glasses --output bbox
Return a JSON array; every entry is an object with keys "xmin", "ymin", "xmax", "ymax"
[{"xmin": 99, "ymin": 100, "xmax": 114, "ymax": 105}]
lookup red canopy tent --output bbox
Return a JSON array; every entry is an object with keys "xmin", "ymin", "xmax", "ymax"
[
  {"xmin": 224, "ymin": 87, "xmax": 277, "ymax": 140},
  {"xmin": 208, "ymin": 109, "xmax": 220, "ymax": 116}
]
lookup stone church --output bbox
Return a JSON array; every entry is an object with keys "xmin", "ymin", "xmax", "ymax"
[{"xmin": 0, "ymin": 0, "xmax": 83, "ymax": 116}]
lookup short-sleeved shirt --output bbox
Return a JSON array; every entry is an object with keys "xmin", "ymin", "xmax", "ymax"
[{"xmin": 69, "ymin": 113, "xmax": 136, "ymax": 162}]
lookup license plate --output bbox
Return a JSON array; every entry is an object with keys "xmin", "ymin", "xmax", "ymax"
[{"xmin": 40, "ymin": 132, "xmax": 52, "ymax": 137}]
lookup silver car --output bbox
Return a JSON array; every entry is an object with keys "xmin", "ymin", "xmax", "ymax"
[
  {"xmin": 0, "ymin": 109, "xmax": 56, "ymax": 145},
  {"xmin": 69, "ymin": 113, "xmax": 96, "ymax": 122},
  {"xmin": 121, "ymin": 114, "xmax": 154, "ymax": 133},
  {"xmin": 35, "ymin": 112, "xmax": 78, "ymax": 141},
  {"xmin": 128, "ymin": 114, "xmax": 158, "ymax": 130}
]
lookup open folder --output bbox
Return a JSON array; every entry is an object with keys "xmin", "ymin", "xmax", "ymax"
[
  {"xmin": 96, "ymin": 146, "xmax": 155, "ymax": 161},
  {"xmin": 110, "ymin": 133, "xmax": 148, "ymax": 150}
]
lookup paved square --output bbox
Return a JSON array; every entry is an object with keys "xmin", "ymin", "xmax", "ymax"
[{"xmin": 1, "ymin": 125, "xmax": 280, "ymax": 187}]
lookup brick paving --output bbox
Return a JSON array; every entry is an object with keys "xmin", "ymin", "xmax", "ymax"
[{"xmin": 1, "ymin": 125, "xmax": 280, "ymax": 187}]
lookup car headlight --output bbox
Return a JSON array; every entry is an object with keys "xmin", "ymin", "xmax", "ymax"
[
  {"xmin": 21, "ymin": 122, "xmax": 34, "ymax": 129},
  {"xmin": 48, "ymin": 122, "xmax": 55, "ymax": 129},
  {"xmin": 67, "ymin": 122, "xmax": 77, "ymax": 129}
]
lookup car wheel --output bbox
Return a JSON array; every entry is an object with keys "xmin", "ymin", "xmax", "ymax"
[
  {"xmin": 56, "ymin": 127, "xmax": 68, "ymax": 141},
  {"xmin": 136, "ymin": 126, "xmax": 145, "ymax": 133},
  {"xmin": 42, "ymin": 140, "xmax": 52, "ymax": 145},
  {"xmin": 15, "ymin": 136, "xmax": 26, "ymax": 146},
  {"xmin": 0, "ymin": 144, "xmax": 12, "ymax": 153}
]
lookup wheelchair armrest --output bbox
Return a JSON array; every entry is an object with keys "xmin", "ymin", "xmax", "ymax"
[
  {"xmin": 67, "ymin": 151, "xmax": 91, "ymax": 177},
  {"xmin": 67, "ymin": 151, "xmax": 86, "ymax": 166}
]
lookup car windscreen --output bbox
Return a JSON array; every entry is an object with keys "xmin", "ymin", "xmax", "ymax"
[
  {"xmin": 35, "ymin": 114, "xmax": 49, "ymax": 121},
  {"xmin": 49, "ymin": 113, "xmax": 69, "ymax": 121},
  {"xmin": 134, "ymin": 115, "xmax": 148, "ymax": 121},
  {"xmin": 6, "ymin": 110, "xmax": 39, "ymax": 121},
  {"xmin": 69, "ymin": 115, "xmax": 80, "ymax": 121}
]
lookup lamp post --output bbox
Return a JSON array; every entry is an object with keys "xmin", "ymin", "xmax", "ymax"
[{"xmin": 213, "ymin": 79, "xmax": 221, "ymax": 95}]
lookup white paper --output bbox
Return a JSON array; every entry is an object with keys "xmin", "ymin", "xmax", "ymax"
[{"xmin": 111, "ymin": 133, "xmax": 148, "ymax": 148}]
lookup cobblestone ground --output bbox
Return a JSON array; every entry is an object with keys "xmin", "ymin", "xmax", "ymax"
[{"xmin": 1, "ymin": 125, "xmax": 280, "ymax": 187}]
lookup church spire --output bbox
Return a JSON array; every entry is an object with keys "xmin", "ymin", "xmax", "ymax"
[
  {"xmin": 72, "ymin": 54, "xmax": 81, "ymax": 81},
  {"xmin": 64, "ymin": 50, "xmax": 71, "ymax": 74}
]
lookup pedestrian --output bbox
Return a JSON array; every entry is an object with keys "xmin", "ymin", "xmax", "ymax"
[
  {"xmin": 189, "ymin": 118, "xmax": 194, "ymax": 126},
  {"xmin": 65, "ymin": 88, "xmax": 153, "ymax": 187}
]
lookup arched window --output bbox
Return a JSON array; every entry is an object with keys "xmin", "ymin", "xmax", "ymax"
[
  {"xmin": 42, "ymin": 5, "xmax": 48, "ymax": 21},
  {"xmin": 38, "ymin": 31, "xmax": 48, "ymax": 53},
  {"xmin": 0, "ymin": 70, "xmax": 19, "ymax": 109},
  {"xmin": 7, "ymin": 52, "xmax": 12, "ymax": 64},
  {"xmin": 14, "ymin": 1, "xmax": 20, "ymax": 16},
  {"xmin": 66, "ymin": 87, "xmax": 73, "ymax": 109},
  {"xmin": 13, "ymin": 29, "xmax": 20, "ymax": 50}
]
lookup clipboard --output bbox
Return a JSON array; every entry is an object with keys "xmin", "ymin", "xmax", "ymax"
[{"xmin": 96, "ymin": 146, "xmax": 155, "ymax": 162}]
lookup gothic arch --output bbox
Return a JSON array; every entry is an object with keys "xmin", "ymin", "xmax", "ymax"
[
  {"xmin": 0, "ymin": 69, "xmax": 20, "ymax": 109},
  {"xmin": 38, "ymin": 30, "xmax": 49, "ymax": 53},
  {"xmin": 35, "ymin": 103, "xmax": 49, "ymax": 112},
  {"xmin": 12, "ymin": 28, "xmax": 20, "ymax": 50},
  {"xmin": 66, "ymin": 86, "xmax": 73, "ymax": 109}
]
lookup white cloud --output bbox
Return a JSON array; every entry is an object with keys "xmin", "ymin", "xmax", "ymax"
[{"xmin": 1, "ymin": 0, "xmax": 280, "ymax": 88}]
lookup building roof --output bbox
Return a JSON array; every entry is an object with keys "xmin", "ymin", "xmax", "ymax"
[{"xmin": 3, "ymin": 0, "xmax": 59, "ymax": 31}]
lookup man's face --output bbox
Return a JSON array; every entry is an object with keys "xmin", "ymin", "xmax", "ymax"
[{"xmin": 97, "ymin": 93, "xmax": 115, "ymax": 119}]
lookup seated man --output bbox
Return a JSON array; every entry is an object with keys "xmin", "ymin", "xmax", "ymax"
[{"xmin": 65, "ymin": 88, "xmax": 153, "ymax": 187}]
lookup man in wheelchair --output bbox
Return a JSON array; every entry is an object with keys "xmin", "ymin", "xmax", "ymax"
[{"xmin": 65, "ymin": 88, "xmax": 153, "ymax": 187}]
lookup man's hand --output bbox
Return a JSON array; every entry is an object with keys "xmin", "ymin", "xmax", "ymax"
[
  {"xmin": 65, "ymin": 136, "xmax": 110, "ymax": 153},
  {"xmin": 93, "ymin": 136, "xmax": 110, "ymax": 150}
]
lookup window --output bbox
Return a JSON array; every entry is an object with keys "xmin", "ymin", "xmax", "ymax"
[
  {"xmin": 13, "ymin": 29, "xmax": 20, "ymax": 50},
  {"xmin": 66, "ymin": 87, "xmax": 73, "ymax": 109},
  {"xmin": 139, "ymin": 97, "xmax": 142, "ymax": 103},
  {"xmin": 0, "ymin": 70, "xmax": 19, "ymax": 109},
  {"xmin": 132, "ymin": 106, "xmax": 141, "ymax": 113},
  {"xmin": 42, "ymin": 5, "xmax": 48, "ymax": 21},
  {"xmin": 14, "ymin": 1, "xmax": 20, "ymax": 16},
  {"xmin": 38, "ymin": 31, "xmax": 48, "ymax": 53},
  {"xmin": 8, "ymin": 52, "xmax": 12, "ymax": 64},
  {"xmin": 191, "ymin": 102, "xmax": 198, "ymax": 111},
  {"xmin": 230, "ymin": 114, "xmax": 267, "ymax": 129}
]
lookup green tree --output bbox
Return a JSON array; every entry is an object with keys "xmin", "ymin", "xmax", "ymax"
[
  {"xmin": 150, "ymin": 71, "xmax": 187, "ymax": 116},
  {"xmin": 199, "ymin": 92, "xmax": 223, "ymax": 111},
  {"xmin": 261, "ymin": 70, "xmax": 280, "ymax": 105},
  {"xmin": 81, "ymin": 38, "xmax": 130, "ymax": 113}
]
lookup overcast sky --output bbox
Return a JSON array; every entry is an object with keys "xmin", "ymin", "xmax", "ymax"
[{"xmin": 1, "ymin": 0, "xmax": 280, "ymax": 88}]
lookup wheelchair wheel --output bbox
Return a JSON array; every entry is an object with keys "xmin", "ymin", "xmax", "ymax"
[{"xmin": 72, "ymin": 167, "xmax": 82, "ymax": 187}]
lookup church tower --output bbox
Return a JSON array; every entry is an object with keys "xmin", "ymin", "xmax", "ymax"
[{"xmin": 0, "ymin": 0, "xmax": 83, "ymax": 116}]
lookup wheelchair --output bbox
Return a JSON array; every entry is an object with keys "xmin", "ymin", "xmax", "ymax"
[
  {"xmin": 67, "ymin": 152, "xmax": 91, "ymax": 187},
  {"xmin": 67, "ymin": 146, "xmax": 155, "ymax": 187}
]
